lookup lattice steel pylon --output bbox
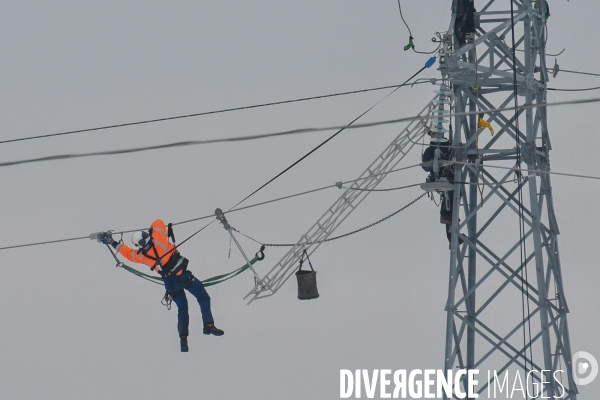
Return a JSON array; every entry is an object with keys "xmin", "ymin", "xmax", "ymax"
[{"xmin": 440, "ymin": 0, "xmax": 576, "ymax": 398}]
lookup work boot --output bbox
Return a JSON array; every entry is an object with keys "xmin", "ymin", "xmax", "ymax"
[
  {"xmin": 448, "ymin": 236, "xmax": 465, "ymax": 250},
  {"xmin": 440, "ymin": 215, "xmax": 452, "ymax": 225},
  {"xmin": 203, "ymin": 324, "xmax": 224, "ymax": 336},
  {"xmin": 180, "ymin": 336, "xmax": 189, "ymax": 352}
]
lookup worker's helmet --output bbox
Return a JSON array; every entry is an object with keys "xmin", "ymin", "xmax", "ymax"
[{"xmin": 132, "ymin": 231, "xmax": 151, "ymax": 248}]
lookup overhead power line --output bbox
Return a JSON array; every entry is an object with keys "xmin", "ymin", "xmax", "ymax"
[
  {"xmin": 4, "ymin": 154, "xmax": 600, "ymax": 252},
  {"xmin": 239, "ymin": 192, "xmax": 428, "ymax": 247},
  {"xmin": 0, "ymin": 81, "xmax": 433, "ymax": 146},
  {"xmin": 452, "ymin": 161, "xmax": 600, "ymax": 181},
  {"xmin": 164, "ymin": 63, "xmax": 434, "ymax": 252},
  {"xmin": 173, "ymin": 163, "xmax": 422, "ymax": 227},
  {"xmin": 396, "ymin": 0, "xmax": 412, "ymax": 37},
  {"xmin": 0, "ymin": 163, "xmax": 423, "ymax": 251},
  {"xmin": 548, "ymin": 86, "xmax": 600, "ymax": 92},
  {"xmin": 0, "ymin": 64, "xmax": 435, "ymax": 254},
  {"xmin": 227, "ymin": 65, "xmax": 430, "ymax": 211},
  {"xmin": 2, "ymin": 95, "xmax": 600, "ymax": 169},
  {"xmin": 0, "ymin": 235, "xmax": 92, "ymax": 251},
  {"xmin": 558, "ymin": 68, "xmax": 600, "ymax": 78}
]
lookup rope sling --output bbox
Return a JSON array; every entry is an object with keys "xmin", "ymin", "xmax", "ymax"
[{"xmin": 104, "ymin": 243, "xmax": 265, "ymax": 288}]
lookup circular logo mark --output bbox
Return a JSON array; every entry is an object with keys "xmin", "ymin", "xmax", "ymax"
[{"xmin": 573, "ymin": 351, "xmax": 598, "ymax": 386}]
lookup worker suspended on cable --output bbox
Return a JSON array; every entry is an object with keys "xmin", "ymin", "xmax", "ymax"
[
  {"xmin": 98, "ymin": 219, "xmax": 223, "ymax": 352},
  {"xmin": 421, "ymin": 129, "xmax": 456, "ymax": 245}
]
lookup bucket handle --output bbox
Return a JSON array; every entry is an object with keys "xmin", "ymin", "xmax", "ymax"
[{"xmin": 298, "ymin": 249, "xmax": 315, "ymax": 272}]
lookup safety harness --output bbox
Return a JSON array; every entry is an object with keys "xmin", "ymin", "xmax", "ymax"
[{"xmin": 138, "ymin": 224, "xmax": 186, "ymax": 278}]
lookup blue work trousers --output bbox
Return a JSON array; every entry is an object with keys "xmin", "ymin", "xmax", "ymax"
[{"xmin": 164, "ymin": 269, "xmax": 214, "ymax": 337}]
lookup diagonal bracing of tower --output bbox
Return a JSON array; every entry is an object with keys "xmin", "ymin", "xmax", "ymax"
[{"xmin": 441, "ymin": 0, "xmax": 577, "ymax": 398}]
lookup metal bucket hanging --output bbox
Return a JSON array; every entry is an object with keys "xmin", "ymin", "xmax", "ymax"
[{"xmin": 295, "ymin": 249, "xmax": 319, "ymax": 300}]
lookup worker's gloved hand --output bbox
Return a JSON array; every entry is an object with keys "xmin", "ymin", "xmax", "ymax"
[{"xmin": 98, "ymin": 231, "xmax": 114, "ymax": 245}]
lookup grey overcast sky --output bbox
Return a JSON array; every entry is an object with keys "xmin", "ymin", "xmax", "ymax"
[{"xmin": 1, "ymin": 1, "xmax": 599, "ymax": 399}]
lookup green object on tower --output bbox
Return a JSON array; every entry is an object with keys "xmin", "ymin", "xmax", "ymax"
[{"xmin": 404, "ymin": 36, "xmax": 415, "ymax": 51}]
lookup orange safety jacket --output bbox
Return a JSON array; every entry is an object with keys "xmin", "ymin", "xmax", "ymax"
[{"xmin": 117, "ymin": 219, "xmax": 183, "ymax": 276}]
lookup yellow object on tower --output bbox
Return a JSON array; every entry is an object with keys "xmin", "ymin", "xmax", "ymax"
[{"xmin": 478, "ymin": 117, "xmax": 494, "ymax": 135}]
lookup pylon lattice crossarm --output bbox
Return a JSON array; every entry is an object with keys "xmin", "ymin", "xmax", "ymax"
[{"xmin": 243, "ymin": 98, "xmax": 438, "ymax": 304}]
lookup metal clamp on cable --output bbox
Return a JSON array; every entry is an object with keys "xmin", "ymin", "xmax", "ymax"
[
  {"xmin": 89, "ymin": 231, "xmax": 113, "ymax": 243},
  {"xmin": 214, "ymin": 208, "xmax": 231, "ymax": 230},
  {"xmin": 214, "ymin": 208, "xmax": 267, "ymax": 289},
  {"xmin": 90, "ymin": 231, "xmax": 127, "ymax": 269},
  {"xmin": 256, "ymin": 245, "xmax": 266, "ymax": 261}
]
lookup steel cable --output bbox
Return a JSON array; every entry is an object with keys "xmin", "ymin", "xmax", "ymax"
[
  {"xmin": 2, "ymin": 95, "xmax": 600, "ymax": 169},
  {"xmin": 0, "ymin": 81, "xmax": 433, "ymax": 145}
]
